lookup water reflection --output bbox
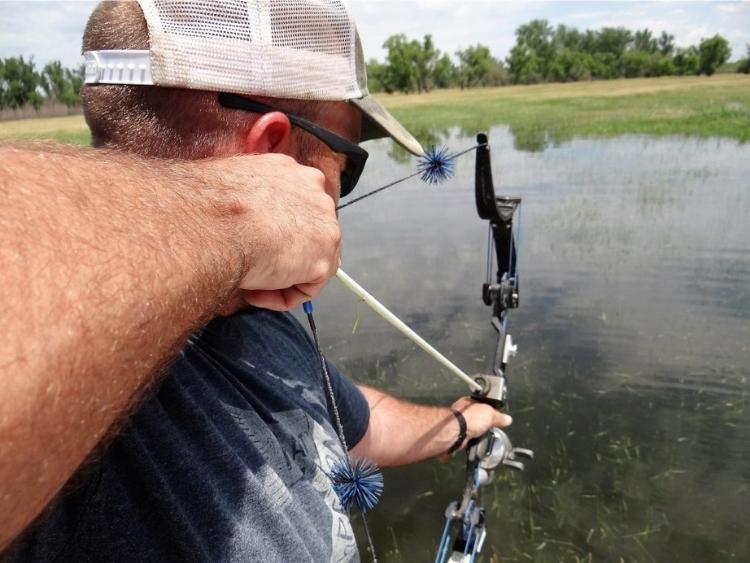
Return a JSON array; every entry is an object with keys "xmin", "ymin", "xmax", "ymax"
[{"xmin": 308, "ymin": 128, "xmax": 750, "ymax": 561}]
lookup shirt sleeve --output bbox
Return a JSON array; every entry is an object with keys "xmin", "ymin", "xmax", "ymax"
[{"xmin": 324, "ymin": 359, "xmax": 370, "ymax": 450}]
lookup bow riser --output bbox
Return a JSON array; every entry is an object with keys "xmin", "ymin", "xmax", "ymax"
[{"xmin": 474, "ymin": 135, "xmax": 521, "ymax": 406}]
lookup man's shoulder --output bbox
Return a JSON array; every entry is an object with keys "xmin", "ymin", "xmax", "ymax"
[{"xmin": 174, "ymin": 307, "xmax": 320, "ymax": 394}]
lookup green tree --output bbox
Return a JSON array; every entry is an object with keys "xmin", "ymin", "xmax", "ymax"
[
  {"xmin": 622, "ymin": 50, "xmax": 667, "ymax": 78},
  {"xmin": 673, "ymin": 46, "xmax": 700, "ymax": 75},
  {"xmin": 737, "ymin": 44, "xmax": 750, "ymax": 74},
  {"xmin": 506, "ymin": 43, "xmax": 542, "ymax": 84},
  {"xmin": 589, "ymin": 27, "xmax": 633, "ymax": 78},
  {"xmin": 657, "ymin": 31, "xmax": 675, "ymax": 56},
  {"xmin": 381, "ymin": 34, "xmax": 420, "ymax": 93},
  {"xmin": 549, "ymin": 49, "xmax": 591, "ymax": 82},
  {"xmin": 590, "ymin": 52, "xmax": 620, "ymax": 79},
  {"xmin": 596, "ymin": 27, "xmax": 633, "ymax": 58},
  {"xmin": 380, "ymin": 33, "xmax": 439, "ymax": 93},
  {"xmin": 457, "ymin": 44, "xmax": 503, "ymax": 87},
  {"xmin": 41, "ymin": 61, "xmax": 83, "ymax": 107},
  {"xmin": 65, "ymin": 64, "xmax": 85, "ymax": 102},
  {"xmin": 46, "ymin": 62, "xmax": 80, "ymax": 106},
  {"xmin": 513, "ymin": 19, "xmax": 555, "ymax": 80},
  {"xmin": 414, "ymin": 34, "xmax": 439, "ymax": 93},
  {"xmin": 553, "ymin": 24, "xmax": 583, "ymax": 51},
  {"xmin": 698, "ymin": 34, "xmax": 731, "ymax": 76},
  {"xmin": 579, "ymin": 29, "xmax": 599, "ymax": 54},
  {"xmin": 633, "ymin": 28, "xmax": 658, "ymax": 53},
  {"xmin": 0, "ymin": 56, "xmax": 43, "ymax": 109},
  {"xmin": 432, "ymin": 54, "xmax": 457, "ymax": 89},
  {"xmin": 41, "ymin": 61, "xmax": 66, "ymax": 99},
  {"xmin": 366, "ymin": 58, "xmax": 387, "ymax": 93}
]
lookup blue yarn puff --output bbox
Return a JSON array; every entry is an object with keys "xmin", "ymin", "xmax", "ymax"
[
  {"xmin": 417, "ymin": 145, "xmax": 456, "ymax": 185},
  {"xmin": 330, "ymin": 457, "xmax": 384, "ymax": 513}
]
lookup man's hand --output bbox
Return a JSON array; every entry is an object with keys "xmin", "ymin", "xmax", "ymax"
[
  {"xmin": 439, "ymin": 396, "xmax": 513, "ymax": 462},
  {"xmin": 197, "ymin": 153, "xmax": 341, "ymax": 311}
]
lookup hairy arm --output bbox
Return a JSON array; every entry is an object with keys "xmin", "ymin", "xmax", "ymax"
[
  {"xmin": 350, "ymin": 386, "xmax": 512, "ymax": 467},
  {"xmin": 0, "ymin": 144, "xmax": 339, "ymax": 548}
]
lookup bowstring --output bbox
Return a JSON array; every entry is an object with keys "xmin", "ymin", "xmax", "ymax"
[{"xmin": 336, "ymin": 142, "xmax": 486, "ymax": 211}]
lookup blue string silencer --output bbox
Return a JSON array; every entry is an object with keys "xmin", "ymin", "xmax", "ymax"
[
  {"xmin": 330, "ymin": 456, "xmax": 384, "ymax": 513},
  {"xmin": 417, "ymin": 145, "xmax": 456, "ymax": 185},
  {"xmin": 303, "ymin": 300, "xmax": 314, "ymax": 315}
]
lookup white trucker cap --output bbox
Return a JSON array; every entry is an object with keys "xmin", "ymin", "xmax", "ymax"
[{"xmin": 83, "ymin": 0, "xmax": 424, "ymax": 156}]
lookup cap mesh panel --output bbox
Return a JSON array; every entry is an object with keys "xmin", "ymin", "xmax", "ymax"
[{"xmin": 137, "ymin": 0, "xmax": 362, "ymax": 99}]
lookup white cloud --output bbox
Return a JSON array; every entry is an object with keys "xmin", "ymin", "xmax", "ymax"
[
  {"xmin": 715, "ymin": 1, "xmax": 750, "ymax": 14},
  {"xmin": 0, "ymin": 1, "xmax": 97, "ymax": 68}
]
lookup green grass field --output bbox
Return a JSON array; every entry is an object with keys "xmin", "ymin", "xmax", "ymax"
[
  {"xmin": 1, "ymin": 75, "xmax": 748, "ymax": 149},
  {"xmin": 384, "ymin": 74, "xmax": 750, "ymax": 150},
  {"xmin": 0, "ymin": 114, "xmax": 91, "ymax": 145}
]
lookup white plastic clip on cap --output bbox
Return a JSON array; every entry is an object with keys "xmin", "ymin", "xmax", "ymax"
[{"xmin": 84, "ymin": 50, "xmax": 154, "ymax": 86}]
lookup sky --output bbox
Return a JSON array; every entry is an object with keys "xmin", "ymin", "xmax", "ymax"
[{"xmin": 0, "ymin": 0, "xmax": 748, "ymax": 71}]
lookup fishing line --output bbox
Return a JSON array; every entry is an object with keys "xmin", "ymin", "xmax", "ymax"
[
  {"xmin": 303, "ymin": 301, "xmax": 382, "ymax": 562},
  {"xmin": 336, "ymin": 142, "xmax": 486, "ymax": 211}
]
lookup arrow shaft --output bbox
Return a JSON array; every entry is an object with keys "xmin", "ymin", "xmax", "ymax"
[{"xmin": 335, "ymin": 269, "xmax": 481, "ymax": 392}]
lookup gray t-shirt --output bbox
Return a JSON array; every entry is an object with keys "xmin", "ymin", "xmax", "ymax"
[{"xmin": 6, "ymin": 309, "xmax": 370, "ymax": 562}]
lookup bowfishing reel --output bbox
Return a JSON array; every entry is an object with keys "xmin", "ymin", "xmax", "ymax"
[
  {"xmin": 472, "ymin": 427, "xmax": 534, "ymax": 479},
  {"xmin": 436, "ymin": 429, "xmax": 533, "ymax": 563}
]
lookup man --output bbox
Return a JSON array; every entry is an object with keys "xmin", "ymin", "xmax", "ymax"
[{"xmin": 4, "ymin": 1, "xmax": 510, "ymax": 561}]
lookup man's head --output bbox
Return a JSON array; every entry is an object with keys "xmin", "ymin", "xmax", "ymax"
[{"xmin": 81, "ymin": 0, "xmax": 423, "ymax": 202}]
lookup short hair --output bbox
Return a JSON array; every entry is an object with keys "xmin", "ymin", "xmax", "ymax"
[{"xmin": 81, "ymin": 1, "xmax": 329, "ymax": 160}]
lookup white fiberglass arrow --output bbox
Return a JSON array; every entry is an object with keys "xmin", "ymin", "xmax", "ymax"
[{"xmin": 335, "ymin": 269, "xmax": 482, "ymax": 392}]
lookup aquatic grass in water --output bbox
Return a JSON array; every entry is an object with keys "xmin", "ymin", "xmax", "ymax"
[{"xmin": 318, "ymin": 129, "xmax": 749, "ymax": 562}]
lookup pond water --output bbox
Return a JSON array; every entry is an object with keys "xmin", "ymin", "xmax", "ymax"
[{"xmin": 306, "ymin": 128, "xmax": 749, "ymax": 562}]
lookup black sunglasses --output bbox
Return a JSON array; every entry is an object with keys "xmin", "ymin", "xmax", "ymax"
[{"xmin": 218, "ymin": 92, "xmax": 368, "ymax": 198}]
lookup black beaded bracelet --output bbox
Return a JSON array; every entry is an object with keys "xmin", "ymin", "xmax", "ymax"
[{"xmin": 447, "ymin": 409, "xmax": 467, "ymax": 454}]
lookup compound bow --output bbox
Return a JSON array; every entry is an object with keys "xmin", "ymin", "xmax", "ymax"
[{"xmin": 435, "ymin": 133, "xmax": 533, "ymax": 563}]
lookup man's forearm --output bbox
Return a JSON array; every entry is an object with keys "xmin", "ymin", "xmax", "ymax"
[
  {"xmin": 352, "ymin": 385, "xmax": 513, "ymax": 468},
  {"xmin": 0, "ymin": 144, "xmax": 242, "ymax": 548},
  {"xmin": 352, "ymin": 386, "xmax": 460, "ymax": 467}
]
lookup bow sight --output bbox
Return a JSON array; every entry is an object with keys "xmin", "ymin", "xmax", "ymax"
[{"xmin": 435, "ymin": 134, "xmax": 533, "ymax": 563}]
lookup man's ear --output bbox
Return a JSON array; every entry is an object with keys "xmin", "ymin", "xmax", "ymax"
[{"xmin": 244, "ymin": 112, "xmax": 293, "ymax": 154}]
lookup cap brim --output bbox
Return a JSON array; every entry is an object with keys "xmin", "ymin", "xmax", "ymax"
[{"xmin": 350, "ymin": 95, "xmax": 424, "ymax": 157}]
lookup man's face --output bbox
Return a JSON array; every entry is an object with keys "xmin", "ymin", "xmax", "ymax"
[{"xmin": 293, "ymin": 102, "xmax": 363, "ymax": 206}]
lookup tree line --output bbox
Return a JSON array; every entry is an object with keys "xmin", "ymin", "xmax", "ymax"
[
  {"xmin": 2, "ymin": 20, "xmax": 748, "ymax": 110},
  {"xmin": 367, "ymin": 19, "xmax": 748, "ymax": 94},
  {"xmin": 0, "ymin": 57, "xmax": 83, "ymax": 110}
]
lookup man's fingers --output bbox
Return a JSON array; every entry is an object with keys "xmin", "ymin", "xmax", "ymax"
[
  {"xmin": 243, "ymin": 276, "xmax": 330, "ymax": 312},
  {"xmin": 494, "ymin": 411, "xmax": 513, "ymax": 428},
  {"xmin": 203, "ymin": 154, "xmax": 341, "ymax": 297},
  {"xmin": 244, "ymin": 287, "xmax": 310, "ymax": 311}
]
